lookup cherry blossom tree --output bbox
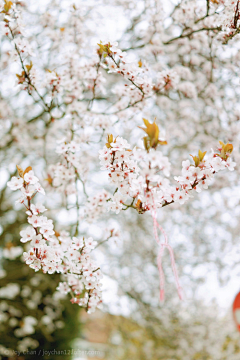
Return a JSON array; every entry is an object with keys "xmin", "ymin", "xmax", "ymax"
[{"xmin": 1, "ymin": 0, "xmax": 240, "ymax": 357}]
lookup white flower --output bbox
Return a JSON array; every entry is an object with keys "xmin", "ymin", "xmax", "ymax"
[
  {"xmin": 28, "ymin": 215, "xmax": 42, "ymax": 228},
  {"xmin": 40, "ymin": 217, "xmax": 53, "ymax": 230},
  {"xmin": 24, "ymin": 170, "xmax": 39, "ymax": 185},
  {"xmin": 23, "ymin": 251, "xmax": 36, "ymax": 265},
  {"xmin": 210, "ymin": 157, "xmax": 225, "ymax": 172},
  {"xmin": 190, "ymin": 166, "xmax": 203, "ymax": 180},
  {"xmin": 107, "ymin": 201, "xmax": 123, "ymax": 214},
  {"xmin": 29, "ymin": 259, "xmax": 41, "ymax": 271},
  {"xmin": 39, "ymin": 227, "xmax": 55, "ymax": 239},
  {"xmin": 42, "ymin": 263, "xmax": 56, "ymax": 274},
  {"xmin": 174, "ymin": 191, "xmax": 189, "ymax": 205},
  {"xmin": 16, "ymin": 196, "xmax": 25, "ymax": 204},
  {"xmin": 72, "ymin": 237, "xmax": 84, "ymax": 249},
  {"xmin": 56, "ymin": 143, "xmax": 69, "ymax": 154},
  {"xmin": 225, "ymin": 157, "xmax": 236, "ymax": 171},
  {"xmin": 57, "ymin": 282, "xmax": 70, "ymax": 294},
  {"xmin": 68, "ymin": 141, "xmax": 80, "ymax": 153},
  {"xmin": 30, "ymin": 234, "xmax": 45, "ymax": 248},
  {"xmin": 85, "ymin": 237, "xmax": 97, "ymax": 250},
  {"xmin": 34, "ymin": 183, "xmax": 45, "ymax": 195},
  {"xmin": 30, "ymin": 203, "xmax": 47, "ymax": 215},
  {"xmin": 7, "ymin": 177, "xmax": 23, "ymax": 190},
  {"xmin": 20, "ymin": 226, "xmax": 36, "ymax": 243},
  {"xmin": 21, "ymin": 185, "xmax": 36, "ymax": 198},
  {"xmin": 182, "ymin": 160, "xmax": 191, "ymax": 171},
  {"xmin": 110, "ymin": 137, "xmax": 131, "ymax": 151}
]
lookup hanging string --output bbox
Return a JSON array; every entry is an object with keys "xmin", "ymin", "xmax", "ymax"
[{"xmin": 151, "ymin": 192, "xmax": 183, "ymax": 302}]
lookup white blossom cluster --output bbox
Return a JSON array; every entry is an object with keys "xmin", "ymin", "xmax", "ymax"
[
  {"xmin": 7, "ymin": 170, "xmax": 103, "ymax": 313},
  {"xmin": 48, "ymin": 140, "xmax": 83, "ymax": 195},
  {"xmin": 104, "ymin": 42, "xmax": 153, "ymax": 96},
  {"xmin": 102, "ymin": 42, "xmax": 199, "ymax": 111},
  {"xmin": 99, "ymin": 136, "xmax": 236, "ymax": 214},
  {"xmin": 82, "ymin": 190, "xmax": 109, "ymax": 222}
]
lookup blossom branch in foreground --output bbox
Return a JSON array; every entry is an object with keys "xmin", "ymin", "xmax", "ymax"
[
  {"xmin": 7, "ymin": 166, "xmax": 103, "ymax": 313},
  {"xmin": 99, "ymin": 119, "xmax": 236, "ymax": 299}
]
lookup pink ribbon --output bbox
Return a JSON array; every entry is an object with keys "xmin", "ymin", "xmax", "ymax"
[{"xmin": 151, "ymin": 193, "xmax": 183, "ymax": 302}]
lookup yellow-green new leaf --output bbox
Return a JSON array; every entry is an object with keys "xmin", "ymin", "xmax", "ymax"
[
  {"xmin": 190, "ymin": 155, "xmax": 200, "ymax": 167},
  {"xmin": 198, "ymin": 150, "xmax": 207, "ymax": 162},
  {"xmin": 2, "ymin": 0, "xmax": 13, "ymax": 13},
  {"xmin": 224, "ymin": 143, "xmax": 233, "ymax": 154},
  {"xmin": 26, "ymin": 61, "xmax": 33, "ymax": 73}
]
